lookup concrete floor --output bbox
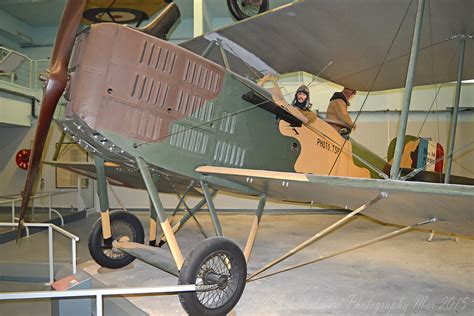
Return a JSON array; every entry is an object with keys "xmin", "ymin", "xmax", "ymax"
[{"xmin": 1, "ymin": 210, "xmax": 473, "ymax": 315}]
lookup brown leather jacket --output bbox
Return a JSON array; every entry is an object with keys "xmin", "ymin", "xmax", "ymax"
[{"xmin": 326, "ymin": 93, "xmax": 354, "ymax": 132}]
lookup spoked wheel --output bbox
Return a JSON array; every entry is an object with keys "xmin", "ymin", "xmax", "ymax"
[
  {"xmin": 178, "ymin": 237, "xmax": 247, "ymax": 315},
  {"xmin": 88, "ymin": 210, "xmax": 144, "ymax": 268},
  {"xmin": 227, "ymin": 0, "xmax": 269, "ymax": 21}
]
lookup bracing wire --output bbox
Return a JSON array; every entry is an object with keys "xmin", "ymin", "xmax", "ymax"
[
  {"xmin": 134, "ymin": 58, "xmax": 334, "ymax": 149},
  {"xmin": 328, "ymin": 0, "xmax": 414, "ymax": 176},
  {"xmin": 428, "ymin": 0, "xmax": 441, "ymax": 146},
  {"xmin": 135, "ymin": 8, "xmax": 454, "ymax": 155},
  {"xmin": 134, "ymin": 0, "xmax": 471, "ymax": 180}
]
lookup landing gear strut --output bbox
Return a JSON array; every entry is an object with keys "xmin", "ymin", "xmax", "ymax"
[
  {"xmin": 88, "ymin": 157, "xmax": 145, "ymax": 268},
  {"xmin": 89, "ymin": 156, "xmax": 248, "ymax": 314}
]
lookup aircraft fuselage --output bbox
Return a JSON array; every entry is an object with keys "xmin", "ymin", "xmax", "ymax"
[{"xmin": 61, "ymin": 23, "xmax": 391, "ymax": 194}]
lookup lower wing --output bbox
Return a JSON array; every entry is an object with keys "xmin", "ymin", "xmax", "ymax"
[{"xmin": 197, "ymin": 166, "xmax": 474, "ymax": 236}]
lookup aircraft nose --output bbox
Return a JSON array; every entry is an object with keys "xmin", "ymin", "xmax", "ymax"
[{"xmin": 65, "ymin": 23, "xmax": 224, "ymax": 145}]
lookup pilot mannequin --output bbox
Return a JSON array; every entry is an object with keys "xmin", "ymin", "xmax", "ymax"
[
  {"xmin": 291, "ymin": 85, "xmax": 316, "ymax": 123},
  {"xmin": 326, "ymin": 87, "xmax": 357, "ymax": 134}
]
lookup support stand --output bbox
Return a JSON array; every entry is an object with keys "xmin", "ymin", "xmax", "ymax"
[{"xmin": 427, "ymin": 230, "xmax": 459, "ymax": 243}]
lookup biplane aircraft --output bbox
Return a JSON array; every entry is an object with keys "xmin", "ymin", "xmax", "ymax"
[{"xmin": 16, "ymin": 0, "xmax": 473, "ymax": 314}]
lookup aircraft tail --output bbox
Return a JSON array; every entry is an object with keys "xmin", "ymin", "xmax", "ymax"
[
  {"xmin": 387, "ymin": 135, "xmax": 444, "ymax": 173},
  {"xmin": 386, "ymin": 136, "xmax": 474, "ymax": 185}
]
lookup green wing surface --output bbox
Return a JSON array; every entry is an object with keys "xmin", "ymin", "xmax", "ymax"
[
  {"xmin": 197, "ymin": 166, "xmax": 474, "ymax": 236},
  {"xmin": 44, "ymin": 161, "xmax": 193, "ymax": 194}
]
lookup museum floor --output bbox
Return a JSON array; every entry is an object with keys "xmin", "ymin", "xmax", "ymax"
[{"xmin": 1, "ymin": 210, "xmax": 473, "ymax": 315}]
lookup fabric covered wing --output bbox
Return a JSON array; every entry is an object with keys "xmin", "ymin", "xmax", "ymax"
[
  {"xmin": 44, "ymin": 161, "xmax": 145, "ymax": 189},
  {"xmin": 45, "ymin": 161, "xmax": 201, "ymax": 195},
  {"xmin": 181, "ymin": 0, "xmax": 474, "ymax": 91},
  {"xmin": 197, "ymin": 166, "xmax": 474, "ymax": 236}
]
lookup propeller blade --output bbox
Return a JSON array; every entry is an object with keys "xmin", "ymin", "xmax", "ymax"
[{"xmin": 16, "ymin": 0, "xmax": 86, "ymax": 239}]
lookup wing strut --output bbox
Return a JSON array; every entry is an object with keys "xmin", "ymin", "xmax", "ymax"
[
  {"xmin": 157, "ymin": 190, "xmax": 216, "ymax": 247},
  {"xmin": 166, "ymin": 179, "xmax": 209, "ymax": 240},
  {"xmin": 248, "ymin": 217, "xmax": 436, "ymax": 282},
  {"xmin": 444, "ymin": 36, "xmax": 468, "ymax": 183},
  {"xmin": 201, "ymin": 181, "xmax": 224, "ymax": 237},
  {"xmin": 243, "ymin": 194, "xmax": 267, "ymax": 262},
  {"xmin": 390, "ymin": 0, "xmax": 426, "ymax": 179},
  {"xmin": 217, "ymin": 39, "xmax": 231, "ymax": 71},
  {"xmin": 247, "ymin": 191, "xmax": 388, "ymax": 281}
]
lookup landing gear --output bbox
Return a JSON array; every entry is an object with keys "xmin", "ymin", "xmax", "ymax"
[
  {"xmin": 227, "ymin": 0, "xmax": 269, "ymax": 21},
  {"xmin": 88, "ymin": 210, "xmax": 145, "ymax": 268},
  {"xmin": 178, "ymin": 237, "xmax": 247, "ymax": 316}
]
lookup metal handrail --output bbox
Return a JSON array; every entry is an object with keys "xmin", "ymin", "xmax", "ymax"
[
  {"xmin": 0, "ymin": 189, "xmax": 78, "ymax": 225},
  {"xmin": 13, "ymin": 217, "xmax": 30, "ymax": 237},
  {"xmin": 0, "ymin": 190, "xmax": 76, "ymax": 205},
  {"xmin": 1, "ymin": 222, "xmax": 79, "ymax": 241},
  {"xmin": 0, "ymin": 285, "xmax": 196, "ymax": 316},
  {"xmin": 49, "ymin": 208, "xmax": 65, "ymax": 226},
  {"xmin": 0, "ymin": 222, "xmax": 79, "ymax": 284},
  {"xmin": 0, "ymin": 46, "xmax": 49, "ymax": 90},
  {"xmin": 0, "ymin": 47, "xmax": 28, "ymax": 61},
  {"xmin": 0, "ymin": 222, "xmax": 80, "ymax": 241}
]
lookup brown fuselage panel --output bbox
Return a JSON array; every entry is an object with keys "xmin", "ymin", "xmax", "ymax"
[{"xmin": 67, "ymin": 23, "xmax": 225, "ymax": 142}]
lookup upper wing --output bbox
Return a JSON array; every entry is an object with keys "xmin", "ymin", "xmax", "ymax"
[
  {"xmin": 196, "ymin": 166, "xmax": 474, "ymax": 236},
  {"xmin": 181, "ymin": 0, "xmax": 474, "ymax": 91}
]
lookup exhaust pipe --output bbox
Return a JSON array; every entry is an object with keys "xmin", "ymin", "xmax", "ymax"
[{"xmin": 139, "ymin": 2, "xmax": 181, "ymax": 40}]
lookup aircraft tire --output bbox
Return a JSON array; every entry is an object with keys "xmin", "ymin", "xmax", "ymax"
[
  {"xmin": 178, "ymin": 237, "xmax": 247, "ymax": 315},
  {"xmin": 227, "ymin": 0, "xmax": 269, "ymax": 21},
  {"xmin": 88, "ymin": 210, "xmax": 144, "ymax": 269}
]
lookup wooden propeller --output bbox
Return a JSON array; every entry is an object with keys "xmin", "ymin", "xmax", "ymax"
[
  {"xmin": 16, "ymin": 0, "xmax": 182, "ymax": 239},
  {"xmin": 17, "ymin": 0, "xmax": 87, "ymax": 239}
]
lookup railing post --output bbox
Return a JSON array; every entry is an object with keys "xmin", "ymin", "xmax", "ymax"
[
  {"xmin": 72, "ymin": 239, "xmax": 77, "ymax": 274},
  {"xmin": 29, "ymin": 59, "xmax": 33, "ymax": 88},
  {"xmin": 11, "ymin": 201, "xmax": 15, "ymax": 224},
  {"xmin": 48, "ymin": 226, "xmax": 54, "ymax": 285},
  {"xmin": 34, "ymin": 60, "xmax": 37, "ymax": 89},
  {"xmin": 48, "ymin": 194, "xmax": 52, "ymax": 219},
  {"xmin": 96, "ymin": 294, "xmax": 103, "ymax": 316},
  {"xmin": 77, "ymin": 177, "xmax": 81, "ymax": 212}
]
